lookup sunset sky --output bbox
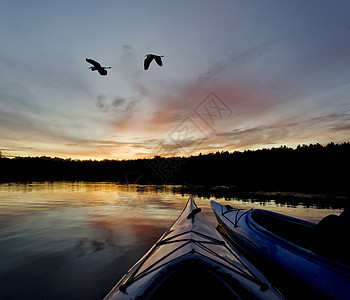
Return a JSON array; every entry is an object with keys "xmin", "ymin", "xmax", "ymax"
[{"xmin": 1, "ymin": 0, "xmax": 350, "ymax": 159}]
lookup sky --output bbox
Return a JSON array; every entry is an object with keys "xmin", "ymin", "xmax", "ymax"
[{"xmin": 1, "ymin": 0, "xmax": 350, "ymax": 160}]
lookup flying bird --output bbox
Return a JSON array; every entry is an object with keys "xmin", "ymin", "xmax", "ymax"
[
  {"xmin": 86, "ymin": 58, "xmax": 111, "ymax": 76},
  {"xmin": 144, "ymin": 54, "xmax": 164, "ymax": 70}
]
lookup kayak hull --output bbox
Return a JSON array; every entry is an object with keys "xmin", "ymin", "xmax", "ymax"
[
  {"xmin": 104, "ymin": 196, "xmax": 284, "ymax": 299},
  {"xmin": 211, "ymin": 201, "xmax": 350, "ymax": 299}
]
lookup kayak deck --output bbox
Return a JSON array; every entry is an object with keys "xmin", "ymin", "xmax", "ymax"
[
  {"xmin": 211, "ymin": 201, "xmax": 350, "ymax": 299},
  {"xmin": 104, "ymin": 196, "xmax": 284, "ymax": 299}
]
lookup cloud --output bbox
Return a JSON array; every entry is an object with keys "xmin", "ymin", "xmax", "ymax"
[
  {"xmin": 104, "ymin": 63, "xmax": 289, "ymax": 157},
  {"xmin": 330, "ymin": 123, "xmax": 350, "ymax": 132},
  {"xmin": 199, "ymin": 40, "xmax": 275, "ymax": 84},
  {"xmin": 104, "ymin": 40, "xmax": 288, "ymax": 144},
  {"xmin": 210, "ymin": 111, "xmax": 350, "ymax": 151},
  {"xmin": 96, "ymin": 95, "xmax": 138, "ymax": 114},
  {"xmin": 149, "ymin": 111, "xmax": 184, "ymax": 127}
]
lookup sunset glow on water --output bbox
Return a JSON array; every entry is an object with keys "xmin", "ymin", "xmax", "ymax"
[{"xmin": 0, "ymin": 182, "xmax": 345, "ymax": 299}]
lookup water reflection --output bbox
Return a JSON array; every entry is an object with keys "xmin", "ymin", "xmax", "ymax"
[{"xmin": 0, "ymin": 182, "xmax": 347, "ymax": 299}]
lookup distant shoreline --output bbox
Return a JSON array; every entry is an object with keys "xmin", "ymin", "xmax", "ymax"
[
  {"xmin": 1, "ymin": 142, "xmax": 350, "ymax": 197},
  {"xmin": 0, "ymin": 181, "xmax": 348, "ymax": 210}
]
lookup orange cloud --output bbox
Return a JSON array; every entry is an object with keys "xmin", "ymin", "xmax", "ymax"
[{"xmin": 103, "ymin": 75, "xmax": 290, "ymax": 158}]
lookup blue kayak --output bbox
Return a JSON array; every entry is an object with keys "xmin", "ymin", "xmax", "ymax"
[
  {"xmin": 104, "ymin": 196, "xmax": 284, "ymax": 299},
  {"xmin": 211, "ymin": 201, "xmax": 350, "ymax": 299}
]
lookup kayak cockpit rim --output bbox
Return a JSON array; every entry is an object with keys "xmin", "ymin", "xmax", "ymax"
[{"xmin": 138, "ymin": 258, "xmax": 267, "ymax": 299}]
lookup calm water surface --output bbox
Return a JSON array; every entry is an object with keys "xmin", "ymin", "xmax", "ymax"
[{"xmin": 0, "ymin": 182, "xmax": 345, "ymax": 299}]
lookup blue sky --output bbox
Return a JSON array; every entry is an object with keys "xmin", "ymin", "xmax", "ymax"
[{"xmin": 1, "ymin": 0, "xmax": 350, "ymax": 159}]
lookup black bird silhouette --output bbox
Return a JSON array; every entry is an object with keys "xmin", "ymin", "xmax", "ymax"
[
  {"xmin": 86, "ymin": 58, "xmax": 111, "ymax": 76},
  {"xmin": 144, "ymin": 54, "xmax": 164, "ymax": 70}
]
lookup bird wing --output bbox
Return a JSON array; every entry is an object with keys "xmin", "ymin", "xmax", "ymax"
[
  {"xmin": 98, "ymin": 68, "xmax": 107, "ymax": 76},
  {"xmin": 86, "ymin": 58, "xmax": 102, "ymax": 68},
  {"xmin": 154, "ymin": 55, "xmax": 163, "ymax": 67},
  {"xmin": 144, "ymin": 56, "xmax": 152, "ymax": 70}
]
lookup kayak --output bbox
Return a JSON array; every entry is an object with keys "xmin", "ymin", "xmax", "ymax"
[
  {"xmin": 104, "ymin": 196, "xmax": 284, "ymax": 299},
  {"xmin": 211, "ymin": 201, "xmax": 350, "ymax": 299}
]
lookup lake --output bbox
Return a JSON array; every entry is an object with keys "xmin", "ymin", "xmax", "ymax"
[{"xmin": 0, "ymin": 182, "xmax": 346, "ymax": 299}]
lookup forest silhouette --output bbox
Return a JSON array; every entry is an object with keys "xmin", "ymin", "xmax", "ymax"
[{"xmin": 1, "ymin": 142, "xmax": 350, "ymax": 196}]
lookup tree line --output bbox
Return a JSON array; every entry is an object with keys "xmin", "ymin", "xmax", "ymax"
[{"xmin": 1, "ymin": 142, "xmax": 350, "ymax": 195}]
